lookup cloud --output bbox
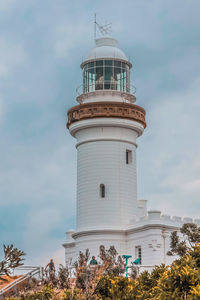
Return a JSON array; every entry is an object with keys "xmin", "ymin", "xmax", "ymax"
[
  {"xmin": 0, "ymin": 0, "xmax": 16, "ymax": 11},
  {"xmin": 138, "ymin": 76, "xmax": 200, "ymax": 218},
  {"xmin": 0, "ymin": 95, "xmax": 5, "ymax": 124},
  {"xmin": 184, "ymin": 180, "xmax": 200, "ymax": 192},
  {"xmin": 0, "ymin": 39, "xmax": 27, "ymax": 78},
  {"xmin": 0, "ymin": 0, "xmax": 200, "ymax": 265},
  {"xmin": 54, "ymin": 24, "xmax": 89, "ymax": 58}
]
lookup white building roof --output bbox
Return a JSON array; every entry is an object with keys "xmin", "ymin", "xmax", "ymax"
[{"xmin": 87, "ymin": 36, "xmax": 128, "ymax": 61}]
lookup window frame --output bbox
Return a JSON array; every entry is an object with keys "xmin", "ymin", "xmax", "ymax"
[
  {"xmin": 100, "ymin": 184, "xmax": 105, "ymax": 198},
  {"xmin": 126, "ymin": 149, "xmax": 132, "ymax": 164},
  {"xmin": 135, "ymin": 246, "xmax": 142, "ymax": 265}
]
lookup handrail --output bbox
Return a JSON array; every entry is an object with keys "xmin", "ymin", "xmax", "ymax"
[
  {"xmin": 76, "ymin": 81, "xmax": 136, "ymax": 97},
  {"xmin": 13, "ymin": 266, "xmax": 41, "ymax": 272},
  {"xmin": 0, "ymin": 266, "xmax": 42, "ymax": 297}
]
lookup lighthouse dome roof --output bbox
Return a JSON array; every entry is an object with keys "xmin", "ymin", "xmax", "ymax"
[{"xmin": 87, "ymin": 36, "xmax": 128, "ymax": 61}]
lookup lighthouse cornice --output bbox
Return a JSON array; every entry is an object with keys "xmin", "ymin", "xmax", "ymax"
[
  {"xmin": 68, "ymin": 117, "xmax": 144, "ymax": 140},
  {"xmin": 67, "ymin": 101, "xmax": 146, "ymax": 129},
  {"xmin": 80, "ymin": 57, "xmax": 132, "ymax": 69},
  {"xmin": 76, "ymin": 89, "xmax": 136, "ymax": 104}
]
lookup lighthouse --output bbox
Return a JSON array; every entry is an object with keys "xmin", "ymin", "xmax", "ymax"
[{"xmin": 63, "ymin": 35, "xmax": 190, "ymax": 270}]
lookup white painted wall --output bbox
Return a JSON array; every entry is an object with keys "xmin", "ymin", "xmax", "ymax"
[
  {"xmin": 64, "ymin": 209, "xmax": 197, "ymax": 268},
  {"xmin": 64, "ymin": 225, "xmax": 179, "ymax": 268},
  {"xmin": 68, "ymin": 117, "xmax": 145, "ymax": 232},
  {"xmin": 76, "ymin": 139, "xmax": 137, "ymax": 231},
  {"xmin": 74, "ymin": 231, "xmax": 126, "ymax": 259}
]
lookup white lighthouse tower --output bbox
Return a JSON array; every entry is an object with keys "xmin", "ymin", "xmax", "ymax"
[
  {"xmin": 70, "ymin": 36, "xmax": 146, "ymax": 230},
  {"xmin": 63, "ymin": 34, "xmax": 193, "ymax": 270},
  {"xmin": 64, "ymin": 34, "xmax": 146, "ymax": 259}
]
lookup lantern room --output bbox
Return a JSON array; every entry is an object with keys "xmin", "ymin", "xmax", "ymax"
[
  {"xmin": 77, "ymin": 36, "xmax": 136, "ymax": 104},
  {"xmin": 80, "ymin": 37, "xmax": 133, "ymax": 93}
]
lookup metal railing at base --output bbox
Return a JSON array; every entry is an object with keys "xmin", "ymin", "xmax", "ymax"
[{"xmin": 0, "ymin": 266, "xmax": 43, "ymax": 298}]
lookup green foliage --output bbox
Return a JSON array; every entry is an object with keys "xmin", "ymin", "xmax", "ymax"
[
  {"xmin": 4, "ymin": 232, "xmax": 200, "ymax": 300},
  {"xmin": 167, "ymin": 231, "xmax": 187, "ymax": 257},
  {"xmin": 23, "ymin": 284, "xmax": 54, "ymax": 300},
  {"xmin": 151, "ymin": 245, "xmax": 200, "ymax": 299},
  {"xmin": 99, "ymin": 245, "xmax": 125, "ymax": 277},
  {"xmin": 6, "ymin": 285, "xmax": 54, "ymax": 300},
  {"xmin": 61, "ymin": 288, "xmax": 86, "ymax": 300},
  {"xmin": 95, "ymin": 275, "xmax": 135, "ymax": 300},
  {"xmin": 95, "ymin": 248, "xmax": 200, "ymax": 300},
  {"xmin": 132, "ymin": 270, "xmax": 154, "ymax": 299},
  {"xmin": 74, "ymin": 249, "xmax": 90, "ymax": 270},
  {"xmin": 0, "ymin": 245, "xmax": 25, "ymax": 280},
  {"xmin": 73, "ymin": 245, "xmax": 126, "ymax": 298},
  {"xmin": 74, "ymin": 249, "xmax": 92, "ymax": 292},
  {"xmin": 5, "ymin": 298, "xmax": 21, "ymax": 300},
  {"xmin": 58, "ymin": 264, "xmax": 70, "ymax": 289},
  {"xmin": 129, "ymin": 263, "xmax": 138, "ymax": 280},
  {"xmin": 168, "ymin": 223, "xmax": 200, "ymax": 257},
  {"xmin": 95, "ymin": 275, "xmax": 113, "ymax": 299}
]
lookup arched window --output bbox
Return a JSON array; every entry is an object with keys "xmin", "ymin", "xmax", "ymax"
[{"xmin": 100, "ymin": 184, "xmax": 105, "ymax": 198}]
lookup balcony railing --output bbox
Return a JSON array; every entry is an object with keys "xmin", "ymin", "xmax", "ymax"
[{"xmin": 76, "ymin": 81, "xmax": 136, "ymax": 97}]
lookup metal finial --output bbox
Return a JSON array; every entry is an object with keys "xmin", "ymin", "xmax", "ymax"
[
  {"xmin": 94, "ymin": 14, "xmax": 112, "ymax": 39},
  {"xmin": 94, "ymin": 13, "xmax": 96, "ymax": 40}
]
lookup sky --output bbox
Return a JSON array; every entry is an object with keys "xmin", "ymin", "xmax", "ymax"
[{"xmin": 0, "ymin": 0, "xmax": 200, "ymax": 266}]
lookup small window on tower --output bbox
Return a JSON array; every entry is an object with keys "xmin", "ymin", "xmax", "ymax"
[
  {"xmin": 126, "ymin": 150, "xmax": 132, "ymax": 164},
  {"xmin": 100, "ymin": 184, "xmax": 105, "ymax": 198}
]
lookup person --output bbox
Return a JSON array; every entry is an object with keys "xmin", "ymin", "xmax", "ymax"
[
  {"xmin": 45, "ymin": 259, "xmax": 55, "ymax": 276},
  {"xmin": 90, "ymin": 256, "xmax": 98, "ymax": 265}
]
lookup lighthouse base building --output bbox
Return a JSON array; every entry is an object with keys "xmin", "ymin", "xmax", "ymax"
[
  {"xmin": 64, "ymin": 211, "xmax": 200, "ymax": 271},
  {"xmin": 63, "ymin": 36, "xmax": 200, "ymax": 271}
]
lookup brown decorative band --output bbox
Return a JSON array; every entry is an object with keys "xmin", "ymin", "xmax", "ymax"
[{"xmin": 67, "ymin": 102, "xmax": 146, "ymax": 129}]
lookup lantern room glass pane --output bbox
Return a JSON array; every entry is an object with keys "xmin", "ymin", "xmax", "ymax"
[
  {"xmin": 122, "ymin": 69, "xmax": 126, "ymax": 92},
  {"xmin": 105, "ymin": 66, "xmax": 113, "ymax": 89},
  {"xmin": 114, "ymin": 67, "xmax": 121, "ymax": 91},
  {"xmin": 114, "ymin": 61, "xmax": 121, "ymax": 67},
  {"xmin": 96, "ymin": 67, "xmax": 103, "ymax": 90},
  {"xmin": 88, "ymin": 68, "xmax": 95, "ymax": 92},
  {"xmin": 96, "ymin": 60, "xmax": 103, "ymax": 66},
  {"xmin": 105, "ymin": 60, "xmax": 113, "ymax": 66},
  {"xmin": 88, "ymin": 62, "xmax": 95, "ymax": 68},
  {"xmin": 126, "ymin": 65, "xmax": 130, "ymax": 92},
  {"xmin": 83, "ymin": 60, "xmax": 130, "ymax": 93}
]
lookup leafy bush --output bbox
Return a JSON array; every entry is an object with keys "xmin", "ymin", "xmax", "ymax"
[
  {"xmin": 22, "ymin": 284, "xmax": 54, "ymax": 300},
  {"xmin": 60, "ymin": 288, "xmax": 86, "ymax": 300},
  {"xmin": 95, "ymin": 275, "xmax": 135, "ymax": 300},
  {"xmin": 4, "ymin": 226, "xmax": 200, "ymax": 299},
  {"xmin": 0, "ymin": 245, "xmax": 25, "ymax": 280},
  {"xmin": 57, "ymin": 265, "xmax": 70, "ymax": 289}
]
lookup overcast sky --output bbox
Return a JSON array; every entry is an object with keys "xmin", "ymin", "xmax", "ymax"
[{"xmin": 0, "ymin": 0, "xmax": 200, "ymax": 266}]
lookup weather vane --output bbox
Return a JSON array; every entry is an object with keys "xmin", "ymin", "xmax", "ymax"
[{"xmin": 94, "ymin": 13, "xmax": 112, "ymax": 39}]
